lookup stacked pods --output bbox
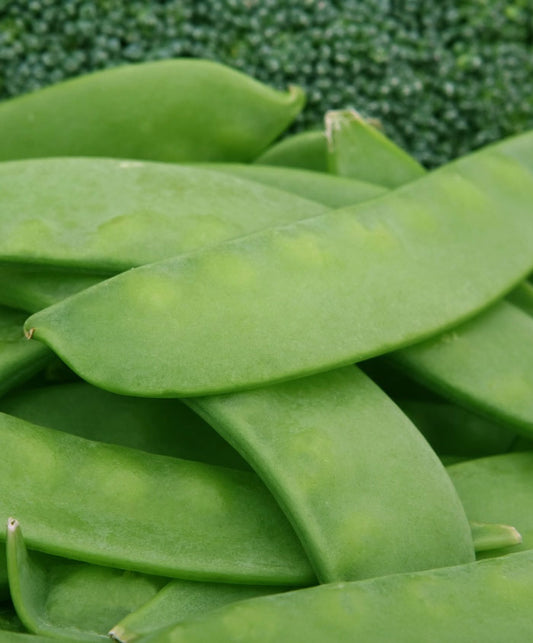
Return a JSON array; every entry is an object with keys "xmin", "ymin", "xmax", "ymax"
[{"xmin": 0, "ymin": 60, "xmax": 532, "ymax": 642}]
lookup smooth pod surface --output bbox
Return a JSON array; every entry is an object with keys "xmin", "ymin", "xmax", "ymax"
[
  {"xmin": 110, "ymin": 581, "xmax": 287, "ymax": 643},
  {"xmin": 138, "ymin": 551, "xmax": 533, "ymax": 643},
  {"xmin": 189, "ymin": 367, "xmax": 474, "ymax": 583},
  {"xmin": 0, "ymin": 412, "xmax": 314, "ymax": 585},
  {"xmin": 254, "ymin": 131, "xmax": 328, "ymax": 172},
  {"xmin": 6, "ymin": 519, "xmax": 166, "ymax": 642},
  {"xmin": 25, "ymin": 132, "xmax": 533, "ymax": 396},
  {"xmin": 0, "ymin": 59, "xmax": 305, "ymax": 163},
  {"xmin": 448, "ymin": 452, "xmax": 533, "ymax": 557},
  {"xmin": 0, "ymin": 381, "xmax": 247, "ymax": 469},
  {"xmin": 0, "ymin": 307, "xmax": 51, "ymax": 398},
  {"xmin": 0, "ymin": 157, "xmax": 325, "ymax": 271}
]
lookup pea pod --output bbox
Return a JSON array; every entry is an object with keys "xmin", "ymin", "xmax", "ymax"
[
  {"xmin": 188, "ymin": 367, "xmax": 474, "ymax": 583},
  {"xmin": 0, "ymin": 307, "xmax": 51, "ymax": 398},
  {"xmin": 326, "ymin": 109, "xmax": 426, "ymax": 187},
  {"xmin": 25, "ymin": 132, "xmax": 533, "ymax": 396},
  {"xmin": 110, "ymin": 581, "xmax": 288, "ymax": 643},
  {"xmin": 254, "ymin": 131, "xmax": 328, "ymax": 172},
  {"xmin": 0, "ymin": 412, "xmax": 314, "ymax": 585},
  {"xmin": 138, "ymin": 550, "xmax": 533, "ymax": 642},
  {"xmin": 6, "ymin": 519, "xmax": 167, "ymax": 642},
  {"xmin": 328, "ymin": 111, "xmax": 533, "ymax": 441},
  {"xmin": 0, "ymin": 381, "xmax": 248, "ymax": 470},
  {"xmin": 0, "ymin": 59, "xmax": 304, "ymax": 163},
  {"xmin": 448, "ymin": 452, "xmax": 533, "ymax": 558},
  {"xmin": 0, "ymin": 158, "xmax": 325, "ymax": 272},
  {"xmin": 201, "ymin": 164, "xmax": 386, "ymax": 208}
]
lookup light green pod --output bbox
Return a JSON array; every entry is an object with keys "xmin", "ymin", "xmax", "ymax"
[
  {"xmin": 254, "ymin": 131, "xmax": 328, "ymax": 172},
  {"xmin": 25, "ymin": 132, "xmax": 533, "ymax": 396},
  {"xmin": 0, "ymin": 412, "xmax": 314, "ymax": 586},
  {"xmin": 395, "ymin": 397, "xmax": 517, "ymax": 457},
  {"xmin": 0, "ymin": 268, "xmax": 102, "ymax": 314},
  {"xmin": 6, "ymin": 519, "xmax": 167, "ymax": 642},
  {"xmin": 200, "ymin": 163, "xmax": 386, "ymax": 208},
  {"xmin": 110, "ymin": 581, "xmax": 288, "ymax": 643},
  {"xmin": 0, "ymin": 59, "xmax": 304, "ymax": 163},
  {"xmin": 0, "ymin": 381, "xmax": 248, "ymax": 470},
  {"xmin": 393, "ymin": 301, "xmax": 533, "ymax": 439},
  {"xmin": 138, "ymin": 550, "xmax": 533, "ymax": 643},
  {"xmin": 326, "ymin": 109, "xmax": 426, "ymax": 187},
  {"xmin": 188, "ymin": 367, "xmax": 474, "ymax": 583},
  {"xmin": 0, "ymin": 158, "xmax": 325, "ymax": 271},
  {"xmin": 448, "ymin": 452, "xmax": 533, "ymax": 558},
  {"xmin": 0, "ymin": 307, "xmax": 51, "ymax": 398}
]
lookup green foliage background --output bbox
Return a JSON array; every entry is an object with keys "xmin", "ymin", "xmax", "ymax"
[{"xmin": 0, "ymin": 0, "xmax": 532, "ymax": 166}]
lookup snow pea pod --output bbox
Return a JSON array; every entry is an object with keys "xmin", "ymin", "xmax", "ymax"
[
  {"xmin": 0, "ymin": 382, "xmax": 248, "ymax": 470},
  {"xmin": 0, "ymin": 307, "xmax": 52, "ymax": 398},
  {"xmin": 448, "ymin": 452, "xmax": 533, "ymax": 558},
  {"xmin": 0, "ymin": 412, "xmax": 314, "ymax": 585},
  {"xmin": 327, "ymin": 112, "xmax": 533, "ymax": 441},
  {"xmin": 326, "ymin": 109, "xmax": 426, "ymax": 187},
  {"xmin": 138, "ymin": 550, "xmax": 533, "ymax": 643},
  {"xmin": 200, "ymin": 164, "xmax": 386, "ymax": 208},
  {"xmin": 254, "ymin": 131, "xmax": 328, "ymax": 172},
  {"xmin": 393, "ymin": 301, "xmax": 533, "ymax": 440},
  {"xmin": 110, "ymin": 581, "xmax": 288, "ymax": 643},
  {"xmin": 0, "ymin": 59, "xmax": 304, "ymax": 163},
  {"xmin": 25, "ymin": 132, "xmax": 533, "ymax": 396},
  {"xmin": 0, "ymin": 158, "xmax": 325, "ymax": 272},
  {"xmin": 188, "ymin": 366, "xmax": 474, "ymax": 583},
  {"xmin": 6, "ymin": 519, "xmax": 167, "ymax": 642}
]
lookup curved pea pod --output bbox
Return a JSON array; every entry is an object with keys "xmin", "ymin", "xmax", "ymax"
[
  {"xmin": 0, "ymin": 381, "xmax": 248, "ymax": 470},
  {"xmin": 0, "ymin": 59, "xmax": 305, "ymax": 163},
  {"xmin": 254, "ymin": 131, "xmax": 328, "ymax": 172},
  {"xmin": 0, "ymin": 412, "xmax": 314, "ymax": 586},
  {"xmin": 110, "ymin": 581, "xmax": 288, "ymax": 643},
  {"xmin": 138, "ymin": 551, "xmax": 533, "ymax": 643},
  {"xmin": 326, "ymin": 109, "xmax": 426, "ymax": 187},
  {"xmin": 25, "ymin": 133, "xmax": 533, "ymax": 396},
  {"xmin": 447, "ymin": 452, "xmax": 533, "ymax": 558},
  {"xmin": 0, "ymin": 158, "xmax": 326, "ymax": 272},
  {"xmin": 6, "ymin": 519, "xmax": 167, "ymax": 642},
  {"xmin": 201, "ymin": 163, "xmax": 386, "ymax": 208},
  {"xmin": 0, "ymin": 268, "xmax": 102, "ymax": 314},
  {"xmin": 0, "ymin": 307, "xmax": 52, "ymax": 398},
  {"xmin": 395, "ymin": 398, "xmax": 517, "ymax": 457},
  {"xmin": 188, "ymin": 367, "xmax": 474, "ymax": 583},
  {"xmin": 393, "ymin": 301, "xmax": 533, "ymax": 439}
]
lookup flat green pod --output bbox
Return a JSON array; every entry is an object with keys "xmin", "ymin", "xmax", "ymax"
[
  {"xmin": 6, "ymin": 519, "xmax": 166, "ymax": 642},
  {"xmin": 395, "ymin": 398, "xmax": 517, "ymax": 457},
  {"xmin": 138, "ymin": 551, "xmax": 533, "ymax": 643},
  {"xmin": 189, "ymin": 367, "xmax": 474, "ymax": 583},
  {"xmin": 0, "ymin": 412, "xmax": 314, "ymax": 586},
  {"xmin": 253, "ymin": 131, "xmax": 328, "ymax": 172},
  {"xmin": 0, "ymin": 268, "xmax": 102, "ymax": 314},
  {"xmin": 0, "ymin": 59, "xmax": 304, "ymax": 163},
  {"xmin": 0, "ymin": 157, "xmax": 325, "ymax": 271},
  {"xmin": 110, "ymin": 581, "xmax": 288, "ymax": 643},
  {"xmin": 0, "ymin": 307, "xmax": 51, "ymax": 398},
  {"xmin": 447, "ymin": 452, "xmax": 533, "ymax": 558},
  {"xmin": 201, "ymin": 163, "xmax": 386, "ymax": 208},
  {"xmin": 326, "ymin": 110, "xmax": 426, "ymax": 187},
  {"xmin": 25, "ymin": 133, "xmax": 533, "ymax": 396},
  {"xmin": 393, "ymin": 301, "xmax": 533, "ymax": 440},
  {"xmin": 0, "ymin": 381, "xmax": 248, "ymax": 470}
]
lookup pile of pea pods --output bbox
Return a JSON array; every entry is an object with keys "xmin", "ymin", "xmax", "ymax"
[{"xmin": 1, "ymin": 59, "xmax": 533, "ymax": 642}]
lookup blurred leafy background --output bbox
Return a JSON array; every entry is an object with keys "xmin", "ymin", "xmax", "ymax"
[{"xmin": 0, "ymin": 0, "xmax": 531, "ymax": 166}]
